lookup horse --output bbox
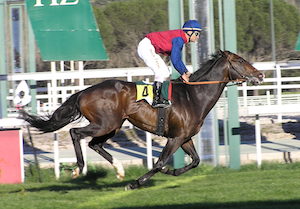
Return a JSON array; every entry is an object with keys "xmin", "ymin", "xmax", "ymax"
[{"xmin": 20, "ymin": 50, "xmax": 264, "ymax": 190}]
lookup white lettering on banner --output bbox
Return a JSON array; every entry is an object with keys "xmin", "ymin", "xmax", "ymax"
[
  {"xmin": 34, "ymin": 0, "xmax": 79, "ymax": 7},
  {"xmin": 34, "ymin": 0, "xmax": 44, "ymax": 6},
  {"xmin": 60, "ymin": 0, "xmax": 79, "ymax": 6},
  {"xmin": 50, "ymin": 0, "xmax": 59, "ymax": 6}
]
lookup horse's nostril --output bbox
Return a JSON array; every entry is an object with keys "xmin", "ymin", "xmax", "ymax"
[{"xmin": 259, "ymin": 73, "xmax": 265, "ymax": 78}]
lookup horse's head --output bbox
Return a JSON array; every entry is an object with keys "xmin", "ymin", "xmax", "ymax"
[{"xmin": 222, "ymin": 50, "xmax": 264, "ymax": 85}]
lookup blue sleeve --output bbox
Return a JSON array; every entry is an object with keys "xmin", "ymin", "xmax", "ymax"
[{"xmin": 170, "ymin": 37, "xmax": 188, "ymax": 75}]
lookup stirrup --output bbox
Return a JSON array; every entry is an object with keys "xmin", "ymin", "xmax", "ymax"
[{"xmin": 152, "ymin": 81, "xmax": 170, "ymax": 108}]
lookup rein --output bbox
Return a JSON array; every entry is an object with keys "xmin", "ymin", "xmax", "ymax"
[{"xmin": 182, "ymin": 78, "xmax": 246, "ymax": 85}]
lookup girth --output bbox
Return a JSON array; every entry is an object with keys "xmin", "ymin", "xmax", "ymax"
[{"xmin": 156, "ymin": 107, "xmax": 167, "ymax": 136}]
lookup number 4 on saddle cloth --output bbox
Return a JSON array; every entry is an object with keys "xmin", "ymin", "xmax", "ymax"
[{"xmin": 136, "ymin": 81, "xmax": 172, "ymax": 106}]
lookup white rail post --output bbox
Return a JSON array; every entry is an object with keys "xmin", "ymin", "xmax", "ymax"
[
  {"xmin": 54, "ymin": 132, "xmax": 60, "ymax": 179},
  {"xmin": 37, "ymin": 100, "xmax": 41, "ymax": 114},
  {"xmin": 78, "ymin": 61, "xmax": 84, "ymax": 89},
  {"xmin": 47, "ymin": 82, "xmax": 52, "ymax": 113},
  {"xmin": 276, "ymin": 64, "xmax": 282, "ymax": 122},
  {"xmin": 146, "ymin": 132, "xmax": 153, "ymax": 169},
  {"xmin": 126, "ymin": 72, "xmax": 134, "ymax": 129},
  {"xmin": 60, "ymin": 61, "xmax": 65, "ymax": 85},
  {"xmin": 70, "ymin": 61, "xmax": 75, "ymax": 94},
  {"xmin": 266, "ymin": 90, "xmax": 271, "ymax": 106},
  {"xmin": 51, "ymin": 61, "xmax": 58, "ymax": 110},
  {"xmin": 255, "ymin": 114, "xmax": 262, "ymax": 167},
  {"xmin": 242, "ymin": 82, "xmax": 247, "ymax": 107},
  {"xmin": 80, "ymin": 138, "xmax": 88, "ymax": 175},
  {"xmin": 60, "ymin": 61, "xmax": 67, "ymax": 103}
]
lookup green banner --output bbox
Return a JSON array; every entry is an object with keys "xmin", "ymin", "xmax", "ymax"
[
  {"xmin": 296, "ymin": 34, "xmax": 300, "ymax": 51},
  {"xmin": 26, "ymin": 0, "xmax": 108, "ymax": 61}
]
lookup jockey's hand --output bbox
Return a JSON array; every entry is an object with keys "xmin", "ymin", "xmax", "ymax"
[{"xmin": 181, "ymin": 72, "xmax": 191, "ymax": 83}]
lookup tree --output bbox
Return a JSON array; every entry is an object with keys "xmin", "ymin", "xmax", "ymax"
[
  {"xmin": 92, "ymin": 0, "xmax": 168, "ymax": 69},
  {"xmin": 90, "ymin": 0, "xmax": 300, "ymax": 69}
]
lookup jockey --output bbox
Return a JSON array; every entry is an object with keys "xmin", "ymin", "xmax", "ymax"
[{"xmin": 137, "ymin": 20, "xmax": 202, "ymax": 108}]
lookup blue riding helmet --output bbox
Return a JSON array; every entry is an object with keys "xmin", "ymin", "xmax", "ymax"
[{"xmin": 182, "ymin": 20, "xmax": 202, "ymax": 32}]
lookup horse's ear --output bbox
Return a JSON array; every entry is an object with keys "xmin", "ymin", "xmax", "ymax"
[
  {"xmin": 223, "ymin": 51, "xmax": 233, "ymax": 57},
  {"xmin": 218, "ymin": 49, "xmax": 224, "ymax": 54},
  {"xmin": 218, "ymin": 49, "xmax": 226, "ymax": 57}
]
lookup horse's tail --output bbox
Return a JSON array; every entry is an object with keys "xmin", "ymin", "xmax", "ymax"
[{"xmin": 20, "ymin": 91, "xmax": 82, "ymax": 133}]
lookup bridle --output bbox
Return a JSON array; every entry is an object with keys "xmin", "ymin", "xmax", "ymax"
[
  {"xmin": 226, "ymin": 55, "xmax": 249, "ymax": 82},
  {"xmin": 183, "ymin": 53, "xmax": 247, "ymax": 85}
]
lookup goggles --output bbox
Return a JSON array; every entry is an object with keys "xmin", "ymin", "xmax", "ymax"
[{"xmin": 194, "ymin": 31, "xmax": 201, "ymax": 37}]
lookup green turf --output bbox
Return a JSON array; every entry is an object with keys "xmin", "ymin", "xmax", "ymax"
[{"xmin": 1, "ymin": 163, "xmax": 300, "ymax": 209}]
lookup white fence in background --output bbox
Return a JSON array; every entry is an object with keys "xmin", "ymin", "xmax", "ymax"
[
  {"xmin": 248, "ymin": 104, "xmax": 300, "ymax": 167},
  {"xmin": 6, "ymin": 61, "xmax": 300, "ymax": 118},
  {"xmin": 7, "ymin": 66, "xmax": 155, "ymax": 115},
  {"xmin": 5, "ymin": 61, "xmax": 300, "ymax": 171}
]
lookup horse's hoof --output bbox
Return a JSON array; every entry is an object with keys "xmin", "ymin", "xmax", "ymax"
[
  {"xmin": 112, "ymin": 157, "xmax": 125, "ymax": 181},
  {"xmin": 124, "ymin": 185, "xmax": 132, "ymax": 191},
  {"xmin": 160, "ymin": 166, "xmax": 169, "ymax": 174},
  {"xmin": 71, "ymin": 167, "xmax": 81, "ymax": 179},
  {"xmin": 124, "ymin": 183, "xmax": 137, "ymax": 191},
  {"xmin": 116, "ymin": 174, "xmax": 125, "ymax": 181}
]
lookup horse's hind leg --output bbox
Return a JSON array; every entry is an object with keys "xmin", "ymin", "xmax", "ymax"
[
  {"xmin": 69, "ymin": 123, "xmax": 104, "ymax": 177},
  {"xmin": 88, "ymin": 133, "xmax": 125, "ymax": 180}
]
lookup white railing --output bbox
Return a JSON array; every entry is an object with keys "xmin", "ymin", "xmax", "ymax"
[
  {"xmin": 217, "ymin": 61, "xmax": 300, "ymax": 121},
  {"xmin": 7, "ymin": 66, "xmax": 156, "ymax": 115},
  {"xmin": 6, "ymin": 61, "xmax": 300, "ymax": 117}
]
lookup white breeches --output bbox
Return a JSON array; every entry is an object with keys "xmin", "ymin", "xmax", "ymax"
[{"xmin": 137, "ymin": 38, "xmax": 171, "ymax": 82}]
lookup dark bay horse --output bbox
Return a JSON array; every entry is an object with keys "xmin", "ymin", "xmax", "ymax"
[{"xmin": 21, "ymin": 50, "xmax": 264, "ymax": 190}]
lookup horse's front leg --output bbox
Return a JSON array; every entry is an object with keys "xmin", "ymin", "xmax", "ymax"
[
  {"xmin": 126, "ymin": 138, "xmax": 182, "ymax": 190},
  {"xmin": 160, "ymin": 139, "xmax": 200, "ymax": 176}
]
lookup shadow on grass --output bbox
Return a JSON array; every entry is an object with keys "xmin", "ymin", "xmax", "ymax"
[
  {"xmin": 19, "ymin": 179, "xmax": 156, "ymax": 193},
  {"xmin": 19, "ymin": 167, "xmax": 157, "ymax": 193},
  {"xmin": 20, "ymin": 164, "xmax": 161, "ymax": 193},
  {"xmin": 113, "ymin": 199, "xmax": 300, "ymax": 209}
]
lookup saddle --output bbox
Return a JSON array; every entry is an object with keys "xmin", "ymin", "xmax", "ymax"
[{"xmin": 135, "ymin": 81, "xmax": 172, "ymax": 105}]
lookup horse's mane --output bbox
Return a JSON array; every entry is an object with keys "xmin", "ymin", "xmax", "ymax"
[{"xmin": 188, "ymin": 51, "xmax": 225, "ymax": 82}]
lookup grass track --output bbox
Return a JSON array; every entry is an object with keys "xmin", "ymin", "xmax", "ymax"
[{"xmin": 1, "ymin": 163, "xmax": 300, "ymax": 209}]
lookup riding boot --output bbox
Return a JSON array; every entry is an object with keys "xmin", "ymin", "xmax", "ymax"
[{"xmin": 152, "ymin": 81, "xmax": 170, "ymax": 108}]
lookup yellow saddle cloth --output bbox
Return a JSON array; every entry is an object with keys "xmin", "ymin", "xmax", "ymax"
[
  {"xmin": 136, "ymin": 84, "xmax": 154, "ymax": 104},
  {"xmin": 136, "ymin": 81, "xmax": 171, "ymax": 105}
]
